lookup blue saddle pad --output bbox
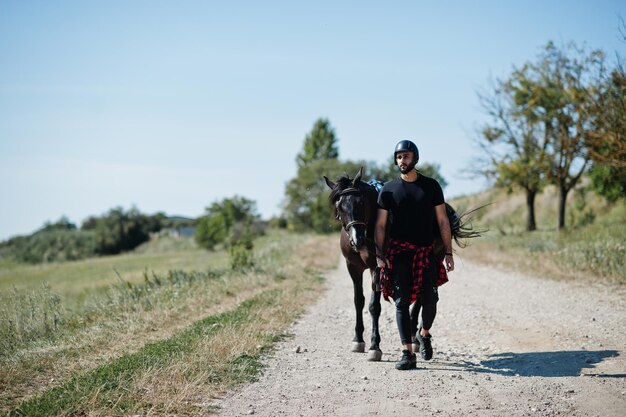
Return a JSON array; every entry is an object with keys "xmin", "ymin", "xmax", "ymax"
[{"xmin": 367, "ymin": 179, "xmax": 384, "ymax": 193}]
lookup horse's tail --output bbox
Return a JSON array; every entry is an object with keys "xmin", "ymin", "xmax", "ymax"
[
  {"xmin": 447, "ymin": 202, "xmax": 489, "ymax": 248},
  {"xmin": 433, "ymin": 203, "xmax": 489, "ymax": 258}
]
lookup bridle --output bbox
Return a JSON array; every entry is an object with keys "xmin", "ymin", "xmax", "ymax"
[
  {"xmin": 344, "ymin": 219, "xmax": 366, "ymax": 232},
  {"xmin": 337, "ymin": 187, "xmax": 367, "ymax": 234}
]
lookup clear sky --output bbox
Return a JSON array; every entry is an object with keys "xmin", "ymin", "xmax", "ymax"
[{"xmin": 1, "ymin": 1, "xmax": 624, "ymax": 240}]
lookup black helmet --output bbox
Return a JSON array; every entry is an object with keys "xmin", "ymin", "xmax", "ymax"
[{"xmin": 394, "ymin": 140, "xmax": 419, "ymax": 165}]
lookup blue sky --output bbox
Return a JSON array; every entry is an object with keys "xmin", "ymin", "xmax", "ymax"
[{"xmin": 1, "ymin": 1, "xmax": 624, "ymax": 240}]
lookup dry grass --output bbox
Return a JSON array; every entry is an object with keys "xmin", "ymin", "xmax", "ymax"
[
  {"xmin": 451, "ymin": 186, "xmax": 626, "ymax": 285},
  {"xmin": 2, "ymin": 231, "xmax": 338, "ymax": 415}
]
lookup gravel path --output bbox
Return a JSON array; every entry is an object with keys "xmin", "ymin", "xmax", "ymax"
[{"xmin": 215, "ymin": 255, "xmax": 626, "ymax": 417}]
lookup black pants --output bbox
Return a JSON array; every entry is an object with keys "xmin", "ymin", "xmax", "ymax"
[{"xmin": 392, "ymin": 252, "xmax": 439, "ymax": 345}]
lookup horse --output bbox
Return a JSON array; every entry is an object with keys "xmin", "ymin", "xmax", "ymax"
[
  {"xmin": 324, "ymin": 167, "xmax": 485, "ymax": 361},
  {"xmin": 324, "ymin": 167, "xmax": 383, "ymax": 361}
]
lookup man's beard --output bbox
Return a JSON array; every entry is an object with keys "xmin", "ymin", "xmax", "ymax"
[{"xmin": 399, "ymin": 160, "xmax": 417, "ymax": 174}]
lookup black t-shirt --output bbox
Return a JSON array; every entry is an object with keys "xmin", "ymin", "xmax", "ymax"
[{"xmin": 377, "ymin": 175, "xmax": 444, "ymax": 246}]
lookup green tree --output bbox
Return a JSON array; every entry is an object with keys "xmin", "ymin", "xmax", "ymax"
[
  {"xmin": 40, "ymin": 216, "xmax": 77, "ymax": 233},
  {"xmin": 285, "ymin": 118, "xmax": 341, "ymax": 232},
  {"xmin": 285, "ymin": 119, "xmax": 450, "ymax": 232},
  {"xmin": 534, "ymin": 42, "xmax": 606, "ymax": 229},
  {"xmin": 478, "ymin": 41, "xmax": 607, "ymax": 230},
  {"xmin": 91, "ymin": 207, "xmax": 160, "ymax": 255},
  {"xmin": 296, "ymin": 118, "xmax": 339, "ymax": 168},
  {"xmin": 477, "ymin": 66, "xmax": 551, "ymax": 231},
  {"xmin": 195, "ymin": 196, "xmax": 260, "ymax": 250},
  {"xmin": 285, "ymin": 158, "xmax": 348, "ymax": 232},
  {"xmin": 588, "ymin": 53, "xmax": 626, "ymax": 201}
]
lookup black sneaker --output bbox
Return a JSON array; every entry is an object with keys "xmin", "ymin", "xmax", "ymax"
[
  {"xmin": 395, "ymin": 349, "xmax": 416, "ymax": 370},
  {"xmin": 416, "ymin": 331, "xmax": 433, "ymax": 361}
]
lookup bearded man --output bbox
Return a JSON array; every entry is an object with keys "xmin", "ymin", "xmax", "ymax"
[{"xmin": 375, "ymin": 140, "xmax": 454, "ymax": 370}]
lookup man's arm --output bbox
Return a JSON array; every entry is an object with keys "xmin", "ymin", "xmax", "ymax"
[
  {"xmin": 434, "ymin": 204, "xmax": 454, "ymax": 272},
  {"xmin": 375, "ymin": 208, "xmax": 389, "ymax": 268}
]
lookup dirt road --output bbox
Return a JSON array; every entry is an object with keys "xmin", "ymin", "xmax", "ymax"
[{"xmin": 215, "ymin": 256, "xmax": 626, "ymax": 417}]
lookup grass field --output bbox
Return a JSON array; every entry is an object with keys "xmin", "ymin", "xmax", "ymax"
[
  {"xmin": 0, "ymin": 236, "xmax": 227, "ymax": 299},
  {"xmin": 0, "ymin": 230, "xmax": 339, "ymax": 416}
]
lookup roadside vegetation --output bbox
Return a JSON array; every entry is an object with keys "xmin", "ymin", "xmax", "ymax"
[
  {"xmin": 0, "ymin": 209, "xmax": 192, "ymax": 264},
  {"xmin": 0, "ymin": 230, "xmax": 337, "ymax": 416},
  {"xmin": 451, "ymin": 185, "xmax": 626, "ymax": 285}
]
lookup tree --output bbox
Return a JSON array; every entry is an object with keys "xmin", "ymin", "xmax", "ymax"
[
  {"xmin": 91, "ymin": 207, "xmax": 160, "ymax": 254},
  {"xmin": 285, "ymin": 118, "xmax": 452, "ymax": 232},
  {"xmin": 534, "ymin": 42, "xmax": 606, "ymax": 229},
  {"xmin": 195, "ymin": 196, "xmax": 260, "ymax": 250},
  {"xmin": 296, "ymin": 118, "xmax": 339, "ymax": 169},
  {"xmin": 477, "ymin": 67, "xmax": 551, "ymax": 231},
  {"xmin": 588, "ymin": 67, "xmax": 626, "ymax": 169},
  {"xmin": 40, "ymin": 216, "xmax": 77, "ymax": 233},
  {"xmin": 477, "ymin": 41, "xmax": 607, "ymax": 230},
  {"xmin": 587, "ymin": 21, "xmax": 626, "ymax": 202},
  {"xmin": 284, "ymin": 158, "xmax": 351, "ymax": 232},
  {"xmin": 285, "ymin": 118, "xmax": 341, "ymax": 232}
]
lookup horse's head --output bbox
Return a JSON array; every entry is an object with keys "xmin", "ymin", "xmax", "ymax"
[{"xmin": 324, "ymin": 167, "xmax": 374, "ymax": 252}]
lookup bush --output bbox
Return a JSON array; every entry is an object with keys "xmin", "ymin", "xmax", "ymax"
[
  {"xmin": 229, "ymin": 241, "xmax": 255, "ymax": 271},
  {"xmin": 0, "ymin": 209, "xmax": 166, "ymax": 264},
  {"xmin": 89, "ymin": 207, "xmax": 163, "ymax": 255},
  {"xmin": 195, "ymin": 196, "xmax": 261, "ymax": 251},
  {"xmin": 6, "ymin": 229, "xmax": 97, "ymax": 264}
]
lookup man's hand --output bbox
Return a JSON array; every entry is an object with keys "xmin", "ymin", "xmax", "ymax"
[
  {"xmin": 376, "ymin": 256, "xmax": 389, "ymax": 269},
  {"xmin": 444, "ymin": 253, "xmax": 454, "ymax": 272}
]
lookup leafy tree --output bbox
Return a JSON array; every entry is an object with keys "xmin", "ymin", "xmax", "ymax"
[
  {"xmin": 91, "ymin": 207, "xmax": 161, "ymax": 255},
  {"xmin": 296, "ymin": 118, "xmax": 339, "ymax": 168},
  {"xmin": 195, "ymin": 196, "xmax": 260, "ymax": 250},
  {"xmin": 285, "ymin": 158, "xmax": 348, "ymax": 232},
  {"xmin": 588, "ymin": 163, "xmax": 626, "ymax": 202},
  {"xmin": 40, "ymin": 216, "xmax": 77, "ymax": 233},
  {"xmin": 477, "ymin": 67, "xmax": 551, "ymax": 231},
  {"xmin": 285, "ymin": 118, "xmax": 341, "ymax": 232},
  {"xmin": 535, "ymin": 42, "xmax": 606, "ymax": 229},
  {"xmin": 285, "ymin": 118, "xmax": 452, "ymax": 232},
  {"xmin": 588, "ymin": 50, "xmax": 626, "ymax": 201},
  {"xmin": 478, "ymin": 41, "xmax": 607, "ymax": 230},
  {"xmin": 195, "ymin": 214, "xmax": 227, "ymax": 250}
]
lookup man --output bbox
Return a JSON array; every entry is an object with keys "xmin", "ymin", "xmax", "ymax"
[{"xmin": 375, "ymin": 140, "xmax": 454, "ymax": 370}]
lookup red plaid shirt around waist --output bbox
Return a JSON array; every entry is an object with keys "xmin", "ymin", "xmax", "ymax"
[{"xmin": 380, "ymin": 239, "xmax": 448, "ymax": 302}]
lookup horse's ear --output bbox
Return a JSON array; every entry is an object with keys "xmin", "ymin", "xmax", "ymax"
[
  {"xmin": 323, "ymin": 176, "xmax": 336, "ymax": 189},
  {"xmin": 353, "ymin": 167, "xmax": 363, "ymax": 185}
]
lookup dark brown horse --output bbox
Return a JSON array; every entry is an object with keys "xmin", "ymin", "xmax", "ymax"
[
  {"xmin": 324, "ymin": 167, "xmax": 383, "ymax": 361},
  {"xmin": 325, "ymin": 167, "xmax": 485, "ymax": 361}
]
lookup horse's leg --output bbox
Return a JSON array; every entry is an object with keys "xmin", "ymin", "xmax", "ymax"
[
  {"xmin": 346, "ymin": 262, "xmax": 366, "ymax": 353},
  {"xmin": 410, "ymin": 301, "xmax": 421, "ymax": 352},
  {"xmin": 366, "ymin": 267, "xmax": 383, "ymax": 361}
]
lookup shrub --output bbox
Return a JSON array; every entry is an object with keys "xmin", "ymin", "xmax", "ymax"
[{"xmin": 229, "ymin": 242, "xmax": 255, "ymax": 271}]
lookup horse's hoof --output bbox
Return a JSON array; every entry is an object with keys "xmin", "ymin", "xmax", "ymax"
[
  {"xmin": 351, "ymin": 342, "xmax": 366, "ymax": 353},
  {"xmin": 367, "ymin": 349, "xmax": 383, "ymax": 361}
]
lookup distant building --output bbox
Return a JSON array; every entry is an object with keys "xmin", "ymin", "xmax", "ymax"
[{"xmin": 168, "ymin": 226, "xmax": 196, "ymax": 238}]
